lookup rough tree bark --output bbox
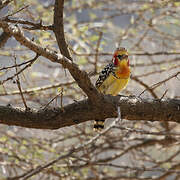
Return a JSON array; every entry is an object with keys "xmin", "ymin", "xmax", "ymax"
[{"xmin": 0, "ymin": 96, "xmax": 179, "ymax": 129}]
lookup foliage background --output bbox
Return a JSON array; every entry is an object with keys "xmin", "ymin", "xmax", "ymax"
[{"xmin": 0, "ymin": 0, "xmax": 180, "ymax": 179}]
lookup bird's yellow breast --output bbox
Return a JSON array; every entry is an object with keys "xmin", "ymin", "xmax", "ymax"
[{"xmin": 97, "ymin": 73, "xmax": 130, "ymax": 96}]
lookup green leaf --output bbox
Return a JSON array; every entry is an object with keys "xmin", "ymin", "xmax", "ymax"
[
  {"xmin": 78, "ymin": 57, "xmax": 87, "ymax": 65},
  {"xmin": 89, "ymin": 35, "xmax": 99, "ymax": 41}
]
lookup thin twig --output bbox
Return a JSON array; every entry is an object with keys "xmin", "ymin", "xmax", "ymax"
[
  {"xmin": 1, "ymin": 54, "xmax": 39, "ymax": 84},
  {"xmin": 0, "ymin": 81, "xmax": 74, "ymax": 96},
  {"xmin": 0, "ymin": 20, "xmax": 100, "ymax": 101},
  {"xmin": 5, "ymin": 4, "xmax": 29, "ymax": 18},
  {"xmin": 94, "ymin": 31, "xmax": 103, "ymax": 73},
  {"xmin": 160, "ymin": 89, "xmax": 168, "ymax": 100},
  {"xmin": 71, "ymin": 51, "xmax": 180, "ymax": 57},
  {"xmin": 60, "ymin": 87, "xmax": 64, "ymax": 112},
  {"xmin": 113, "ymin": 126, "xmax": 180, "ymax": 136},
  {"xmin": 151, "ymin": 71, "xmax": 180, "ymax": 90},
  {"xmin": 17, "ymin": 115, "xmax": 120, "ymax": 180},
  {"xmin": 139, "ymin": 72, "xmax": 180, "ymax": 97},
  {"xmin": 132, "ymin": 76, "xmax": 158, "ymax": 98},
  {"xmin": 4, "ymin": 17, "xmax": 53, "ymax": 31},
  {"xmin": 0, "ymin": 58, "xmax": 36, "ymax": 71},
  {"xmin": 42, "ymin": 93, "xmax": 61, "ymax": 110},
  {"xmin": 0, "ymin": 0, "xmax": 13, "ymax": 10},
  {"xmin": 14, "ymin": 54, "xmax": 28, "ymax": 110}
]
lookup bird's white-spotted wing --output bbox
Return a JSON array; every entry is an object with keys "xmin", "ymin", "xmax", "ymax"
[{"xmin": 95, "ymin": 62, "xmax": 114, "ymax": 88}]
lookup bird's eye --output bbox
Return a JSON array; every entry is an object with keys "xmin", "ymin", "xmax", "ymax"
[{"xmin": 117, "ymin": 55, "xmax": 123, "ymax": 59}]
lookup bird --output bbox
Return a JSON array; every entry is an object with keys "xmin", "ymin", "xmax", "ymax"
[{"xmin": 94, "ymin": 47, "xmax": 130, "ymax": 131}]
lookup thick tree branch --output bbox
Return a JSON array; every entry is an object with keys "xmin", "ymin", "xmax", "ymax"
[
  {"xmin": 0, "ymin": 96, "xmax": 179, "ymax": 130},
  {"xmin": 53, "ymin": 0, "xmax": 72, "ymax": 60},
  {"xmin": 0, "ymin": 20, "xmax": 100, "ymax": 101},
  {"xmin": 0, "ymin": 31, "xmax": 11, "ymax": 48}
]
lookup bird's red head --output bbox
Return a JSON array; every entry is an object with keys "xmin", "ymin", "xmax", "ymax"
[{"xmin": 113, "ymin": 47, "xmax": 129, "ymax": 66}]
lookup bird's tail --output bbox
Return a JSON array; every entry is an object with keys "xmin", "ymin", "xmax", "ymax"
[{"xmin": 93, "ymin": 119, "xmax": 105, "ymax": 131}]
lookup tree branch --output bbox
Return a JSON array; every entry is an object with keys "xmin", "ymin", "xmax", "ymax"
[
  {"xmin": 53, "ymin": 0, "xmax": 72, "ymax": 60},
  {"xmin": 0, "ymin": 31, "xmax": 11, "ymax": 48},
  {"xmin": 0, "ymin": 20, "xmax": 100, "ymax": 101},
  {"xmin": 0, "ymin": 96, "xmax": 179, "ymax": 130},
  {"xmin": 0, "ymin": 0, "xmax": 13, "ymax": 10}
]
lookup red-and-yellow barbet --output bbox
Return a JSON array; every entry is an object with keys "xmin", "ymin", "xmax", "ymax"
[{"xmin": 94, "ymin": 47, "xmax": 130, "ymax": 131}]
